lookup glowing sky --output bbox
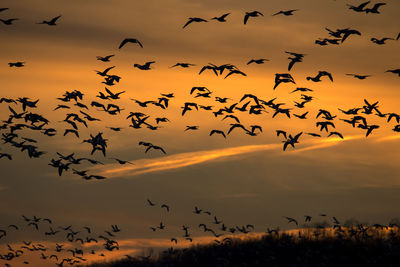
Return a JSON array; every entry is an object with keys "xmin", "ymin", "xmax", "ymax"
[{"xmin": 0, "ymin": 0, "xmax": 399, "ymax": 265}]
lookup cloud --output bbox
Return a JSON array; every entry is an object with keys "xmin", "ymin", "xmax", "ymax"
[
  {"xmin": 287, "ymin": 134, "xmax": 365, "ymax": 154},
  {"xmin": 93, "ymin": 134, "xmax": 370, "ymax": 178},
  {"xmin": 373, "ymin": 135, "xmax": 400, "ymax": 143},
  {"xmin": 94, "ymin": 143, "xmax": 281, "ymax": 178}
]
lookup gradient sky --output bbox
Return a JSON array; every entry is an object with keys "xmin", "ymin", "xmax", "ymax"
[{"xmin": 1, "ymin": 0, "xmax": 400, "ymax": 266}]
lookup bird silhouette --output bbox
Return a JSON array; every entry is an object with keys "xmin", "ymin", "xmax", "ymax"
[
  {"xmin": 134, "ymin": 61, "xmax": 155, "ymax": 70},
  {"xmin": 37, "ymin": 15, "xmax": 61, "ymax": 25},
  {"xmin": 8, "ymin": 62, "xmax": 25, "ymax": 67},
  {"xmin": 97, "ymin": 55, "xmax": 114, "ymax": 62},
  {"xmin": 110, "ymin": 158, "xmax": 133, "ymax": 165},
  {"xmin": 347, "ymin": 1, "xmax": 370, "ymax": 12},
  {"xmin": 119, "ymin": 38, "xmax": 143, "ymax": 49},
  {"xmin": 386, "ymin": 69, "xmax": 400, "ymax": 77},
  {"xmin": 0, "ymin": 18, "xmax": 18, "ymax": 25},
  {"xmin": 161, "ymin": 204, "xmax": 170, "ymax": 212},
  {"xmin": 346, "ymin": 74, "xmax": 371, "ymax": 79},
  {"xmin": 371, "ymin": 37, "xmax": 394, "ymax": 45},
  {"xmin": 247, "ymin": 58, "xmax": 269, "ymax": 65},
  {"xmin": 272, "ymin": 9, "xmax": 298, "ymax": 16},
  {"xmin": 211, "ymin": 13, "xmax": 230, "ymax": 22},
  {"xmin": 183, "ymin": 17, "xmax": 208, "ymax": 28},
  {"xmin": 244, "ymin": 11, "xmax": 263, "ymax": 25},
  {"xmin": 170, "ymin": 62, "xmax": 195, "ymax": 68},
  {"xmin": 365, "ymin": 3, "xmax": 386, "ymax": 14},
  {"xmin": 306, "ymin": 71, "xmax": 333, "ymax": 82}
]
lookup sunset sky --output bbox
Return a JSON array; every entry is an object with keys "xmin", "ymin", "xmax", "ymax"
[{"xmin": 0, "ymin": 0, "xmax": 399, "ymax": 265}]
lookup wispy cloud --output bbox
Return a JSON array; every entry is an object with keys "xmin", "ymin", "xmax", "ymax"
[
  {"xmin": 287, "ymin": 134, "xmax": 365, "ymax": 154},
  {"xmin": 373, "ymin": 135, "xmax": 400, "ymax": 143},
  {"xmin": 92, "ymin": 134, "xmax": 384, "ymax": 178},
  {"xmin": 94, "ymin": 143, "xmax": 281, "ymax": 178}
]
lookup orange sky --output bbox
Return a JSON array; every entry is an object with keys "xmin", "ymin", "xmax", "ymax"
[{"xmin": 0, "ymin": 0, "xmax": 399, "ymax": 265}]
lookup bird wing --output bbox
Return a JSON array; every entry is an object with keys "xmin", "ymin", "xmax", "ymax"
[
  {"xmin": 183, "ymin": 19, "xmax": 193, "ymax": 28},
  {"xmin": 359, "ymin": 1, "xmax": 371, "ymax": 9},
  {"xmin": 243, "ymin": 14, "xmax": 249, "ymax": 24},
  {"xmin": 119, "ymin": 38, "xmax": 130, "ymax": 49},
  {"xmin": 288, "ymin": 59, "xmax": 296, "ymax": 71},
  {"xmin": 50, "ymin": 15, "xmax": 61, "ymax": 24}
]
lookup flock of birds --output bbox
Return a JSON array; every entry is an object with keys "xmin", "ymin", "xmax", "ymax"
[
  {"xmin": 0, "ymin": 215, "xmax": 122, "ymax": 266},
  {"xmin": 0, "ymin": 1, "xmax": 399, "ymax": 265},
  {"xmin": 2, "ymin": 203, "xmax": 399, "ymax": 266}
]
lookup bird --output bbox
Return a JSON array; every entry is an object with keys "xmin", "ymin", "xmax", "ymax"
[
  {"xmin": 169, "ymin": 63, "xmax": 195, "ymax": 68},
  {"xmin": 224, "ymin": 69, "xmax": 246, "ymax": 79},
  {"xmin": 247, "ymin": 58, "xmax": 269, "ymax": 65},
  {"xmin": 386, "ymin": 69, "xmax": 400, "ymax": 77},
  {"xmin": 0, "ymin": 18, "xmax": 18, "ymax": 25},
  {"xmin": 272, "ymin": 9, "xmax": 298, "ymax": 16},
  {"xmin": 145, "ymin": 144, "xmax": 166, "ymax": 154},
  {"xmin": 306, "ymin": 71, "xmax": 333, "ymax": 82},
  {"xmin": 365, "ymin": 3, "xmax": 386, "ymax": 14},
  {"xmin": 282, "ymin": 132, "xmax": 302, "ymax": 150},
  {"xmin": 8, "ymin": 62, "xmax": 25, "ymax": 67},
  {"xmin": 328, "ymin": 131, "xmax": 344, "ymax": 139},
  {"xmin": 276, "ymin": 130, "xmax": 287, "ymax": 139},
  {"xmin": 185, "ymin": 126, "xmax": 199, "ymax": 131},
  {"xmin": 110, "ymin": 158, "xmax": 134, "ymax": 165},
  {"xmin": 244, "ymin": 11, "xmax": 263, "ymax": 25},
  {"xmin": 97, "ymin": 55, "xmax": 115, "ymax": 62},
  {"xmin": 119, "ymin": 38, "xmax": 143, "ymax": 49},
  {"xmin": 370, "ymin": 37, "xmax": 394, "ymax": 45},
  {"xmin": 161, "ymin": 204, "xmax": 170, "ymax": 212},
  {"xmin": 37, "ymin": 15, "xmax": 61, "ymax": 25},
  {"xmin": 274, "ymin": 73, "xmax": 295, "ymax": 89},
  {"xmin": 283, "ymin": 216, "xmax": 298, "ymax": 226},
  {"xmin": 290, "ymin": 87, "xmax": 313, "ymax": 93},
  {"xmin": 286, "ymin": 51, "xmax": 306, "ymax": 71},
  {"xmin": 210, "ymin": 130, "xmax": 226, "ymax": 138},
  {"xmin": 293, "ymin": 112, "xmax": 308, "ymax": 119},
  {"xmin": 211, "ymin": 13, "xmax": 230, "ymax": 22},
  {"xmin": 183, "ymin": 17, "xmax": 208, "ymax": 28},
  {"xmin": 346, "ymin": 74, "xmax": 371, "ymax": 80},
  {"xmin": 346, "ymin": 1, "xmax": 370, "ymax": 12},
  {"xmin": 134, "ymin": 61, "xmax": 155, "ymax": 70}
]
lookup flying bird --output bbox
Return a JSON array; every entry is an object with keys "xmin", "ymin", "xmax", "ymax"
[
  {"xmin": 244, "ymin": 11, "xmax": 263, "ymax": 25},
  {"xmin": 272, "ymin": 9, "xmax": 298, "ymax": 16},
  {"xmin": 211, "ymin": 13, "xmax": 230, "ymax": 22},
  {"xmin": 0, "ymin": 18, "xmax": 18, "ymax": 25},
  {"xmin": 134, "ymin": 61, "xmax": 155, "ymax": 70},
  {"xmin": 347, "ymin": 1, "xmax": 370, "ymax": 12},
  {"xmin": 370, "ymin": 37, "xmax": 394, "ymax": 45},
  {"xmin": 247, "ymin": 58, "xmax": 269, "ymax": 65},
  {"xmin": 346, "ymin": 74, "xmax": 371, "ymax": 80},
  {"xmin": 97, "ymin": 55, "xmax": 115, "ymax": 62},
  {"xmin": 119, "ymin": 38, "xmax": 143, "ymax": 49},
  {"xmin": 210, "ymin": 130, "xmax": 226, "ymax": 138},
  {"xmin": 365, "ymin": 3, "xmax": 386, "ymax": 14},
  {"xmin": 37, "ymin": 15, "xmax": 61, "ymax": 25},
  {"xmin": 8, "ymin": 62, "xmax": 25, "ymax": 67},
  {"xmin": 183, "ymin": 17, "xmax": 208, "ymax": 28}
]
